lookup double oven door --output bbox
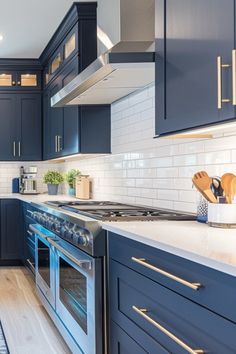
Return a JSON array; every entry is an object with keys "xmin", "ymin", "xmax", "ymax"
[
  {"xmin": 32, "ymin": 224, "xmax": 56, "ymax": 308},
  {"xmin": 31, "ymin": 223, "xmax": 103, "ymax": 354}
]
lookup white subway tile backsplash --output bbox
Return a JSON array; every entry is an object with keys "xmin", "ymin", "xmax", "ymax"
[
  {"xmin": 197, "ymin": 150, "xmax": 231, "ymax": 165},
  {"xmin": 158, "ymin": 189, "xmax": 179, "ymax": 201},
  {"xmin": 60, "ymin": 83, "xmax": 236, "ymax": 212}
]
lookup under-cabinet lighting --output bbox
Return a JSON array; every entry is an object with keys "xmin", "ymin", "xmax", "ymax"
[
  {"xmin": 0, "ymin": 34, "xmax": 4, "ymax": 41},
  {"xmin": 48, "ymin": 153, "xmax": 108, "ymax": 163},
  {"xmin": 161, "ymin": 121, "xmax": 236, "ymax": 139}
]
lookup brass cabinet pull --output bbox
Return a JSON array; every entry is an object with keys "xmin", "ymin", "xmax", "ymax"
[
  {"xmin": 57, "ymin": 135, "xmax": 62, "ymax": 151},
  {"xmin": 132, "ymin": 306, "xmax": 204, "ymax": 354},
  {"xmin": 55, "ymin": 135, "xmax": 58, "ymax": 152},
  {"xmin": 131, "ymin": 257, "xmax": 202, "ymax": 291},
  {"xmin": 232, "ymin": 50, "xmax": 236, "ymax": 105},
  {"xmin": 13, "ymin": 141, "xmax": 16, "ymax": 157},
  {"xmin": 217, "ymin": 56, "xmax": 231, "ymax": 109}
]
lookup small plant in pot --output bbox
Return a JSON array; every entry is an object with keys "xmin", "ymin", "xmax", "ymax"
[
  {"xmin": 43, "ymin": 170, "xmax": 64, "ymax": 195},
  {"xmin": 65, "ymin": 169, "xmax": 81, "ymax": 196}
]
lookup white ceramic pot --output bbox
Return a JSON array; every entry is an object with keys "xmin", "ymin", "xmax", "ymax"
[{"xmin": 208, "ymin": 203, "xmax": 236, "ymax": 227}]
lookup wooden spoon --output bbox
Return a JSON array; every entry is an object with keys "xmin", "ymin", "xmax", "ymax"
[
  {"xmin": 192, "ymin": 171, "xmax": 217, "ymax": 203},
  {"xmin": 230, "ymin": 176, "xmax": 236, "ymax": 203},
  {"xmin": 221, "ymin": 173, "xmax": 235, "ymax": 203}
]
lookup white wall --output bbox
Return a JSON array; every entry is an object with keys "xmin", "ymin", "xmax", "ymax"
[{"xmin": 63, "ymin": 83, "xmax": 236, "ymax": 213}]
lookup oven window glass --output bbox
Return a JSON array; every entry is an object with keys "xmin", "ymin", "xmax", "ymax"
[
  {"xmin": 38, "ymin": 239, "xmax": 50, "ymax": 287},
  {"xmin": 59, "ymin": 257, "xmax": 87, "ymax": 334}
]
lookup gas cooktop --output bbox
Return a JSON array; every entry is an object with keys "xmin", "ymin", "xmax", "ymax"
[{"xmin": 45, "ymin": 201, "xmax": 196, "ymax": 222}]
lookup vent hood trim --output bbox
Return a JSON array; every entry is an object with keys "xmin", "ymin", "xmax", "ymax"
[{"xmin": 51, "ymin": 49, "xmax": 155, "ymax": 107}]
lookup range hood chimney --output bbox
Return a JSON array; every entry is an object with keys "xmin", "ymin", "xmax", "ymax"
[{"xmin": 51, "ymin": 0, "xmax": 155, "ymax": 107}]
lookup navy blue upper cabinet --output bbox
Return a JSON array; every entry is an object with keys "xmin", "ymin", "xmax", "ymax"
[
  {"xmin": 0, "ymin": 93, "xmax": 42, "ymax": 161},
  {"xmin": 18, "ymin": 93, "xmax": 42, "ymax": 160},
  {"xmin": 0, "ymin": 59, "xmax": 42, "ymax": 161},
  {"xmin": 155, "ymin": 0, "xmax": 236, "ymax": 136},
  {"xmin": 0, "ymin": 94, "xmax": 17, "ymax": 160},
  {"xmin": 43, "ymin": 78, "xmax": 63, "ymax": 160},
  {"xmin": 41, "ymin": 2, "xmax": 111, "ymax": 160},
  {"xmin": 0, "ymin": 69, "xmax": 41, "ymax": 91}
]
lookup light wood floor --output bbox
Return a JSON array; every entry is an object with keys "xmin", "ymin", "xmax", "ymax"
[{"xmin": 0, "ymin": 267, "xmax": 71, "ymax": 354}]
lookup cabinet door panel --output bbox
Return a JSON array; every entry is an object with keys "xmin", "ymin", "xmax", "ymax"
[
  {"xmin": 43, "ymin": 79, "xmax": 63, "ymax": 160},
  {"xmin": 110, "ymin": 259, "xmax": 236, "ymax": 354},
  {"xmin": 18, "ymin": 94, "xmax": 42, "ymax": 160},
  {"xmin": 61, "ymin": 59, "xmax": 79, "ymax": 156},
  {"xmin": 156, "ymin": 0, "xmax": 235, "ymax": 135},
  {"xmin": 110, "ymin": 320, "xmax": 168, "ymax": 354},
  {"xmin": 1, "ymin": 200, "xmax": 22, "ymax": 260},
  {"xmin": 0, "ymin": 94, "xmax": 17, "ymax": 160}
]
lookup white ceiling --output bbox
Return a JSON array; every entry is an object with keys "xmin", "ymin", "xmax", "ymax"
[{"xmin": 0, "ymin": 0, "xmax": 85, "ymax": 58}]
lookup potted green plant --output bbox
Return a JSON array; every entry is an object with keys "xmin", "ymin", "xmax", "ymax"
[
  {"xmin": 65, "ymin": 169, "xmax": 81, "ymax": 195},
  {"xmin": 43, "ymin": 170, "xmax": 64, "ymax": 195}
]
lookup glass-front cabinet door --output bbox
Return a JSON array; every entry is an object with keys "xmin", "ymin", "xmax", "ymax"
[
  {"xmin": 50, "ymin": 52, "xmax": 62, "ymax": 75},
  {"xmin": 17, "ymin": 71, "xmax": 41, "ymax": 90},
  {"xmin": 0, "ymin": 71, "xmax": 41, "ymax": 90},
  {"xmin": 64, "ymin": 33, "xmax": 76, "ymax": 60},
  {"xmin": 0, "ymin": 72, "xmax": 16, "ymax": 88},
  {"xmin": 63, "ymin": 24, "xmax": 78, "ymax": 65}
]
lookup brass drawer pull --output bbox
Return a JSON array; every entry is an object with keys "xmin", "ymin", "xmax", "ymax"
[
  {"xmin": 132, "ymin": 306, "xmax": 204, "ymax": 354},
  {"xmin": 131, "ymin": 257, "xmax": 202, "ymax": 291},
  {"xmin": 217, "ymin": 56, "xmax": 231, "ymax": 109}
]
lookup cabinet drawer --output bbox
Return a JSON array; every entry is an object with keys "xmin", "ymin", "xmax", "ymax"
[
  {"xmin": 109, "ymin": 232, "xmax": 236, "ymax": 323},
  {"xmin": 110, "ymin": 320, "xmax": 168, "ymax": 354},
  {"xmin": 110, "ymin": 259, "xmax": 236, "ymax": 354}
]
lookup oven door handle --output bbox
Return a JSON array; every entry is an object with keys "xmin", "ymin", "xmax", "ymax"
[
  {"xmin": 29, "ymin": 224, "xmax": 57, "ymax": 241},
  {"xmin": 48, "ymin": 238, "xmax": 93, "ymax": 271}
]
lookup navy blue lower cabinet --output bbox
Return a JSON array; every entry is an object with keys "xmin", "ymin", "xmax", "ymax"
[
  {"xmin": 109, "ymin": 320, "xmax": 169, "ymax": 354},
  {"xmin": 109, "ymin": 259, "xmax": 236, "ymax": 354},
  {"xmin": 22, "ymin": 203, "xmax": 35, "ymax": 272},
  {"xmin": 110, "ymin": 320, "xmax": 168, "ymax": 354},
  {"xmin": 1, "ymin": 199, "xmax": 22, "ymax": 260},
  {"xmin": 109, "ymin": 232, "xmax": 236, "ymax": 324}
]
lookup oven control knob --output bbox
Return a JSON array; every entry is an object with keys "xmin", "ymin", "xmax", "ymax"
[{"xmin": 77, "ymin": 230, "xmax": 90, "ymax": 246}]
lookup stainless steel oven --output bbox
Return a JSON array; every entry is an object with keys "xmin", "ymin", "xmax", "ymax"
[
  {"xmin": 30, "ymin": 221, "xmax": 103, "ymax": 354},
  {"xmin": 30, "ymin": 224, "xmax": 57, "ymax": 308},
  {"xmin": 49, "ymin": 238, "xmax": 103, "ymax": 354}
]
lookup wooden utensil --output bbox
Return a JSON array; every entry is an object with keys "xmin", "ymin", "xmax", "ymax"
[
  {"xmin": 192, "ymin": 171, "xmax": 217, "ymax": 203},
  {"xmin": 230, "ymin": 176, "xmax": 236, "ymax": 203},
  {"xmin": 221, "ymin": 173, "xmax": 235, "ymax": 203}
]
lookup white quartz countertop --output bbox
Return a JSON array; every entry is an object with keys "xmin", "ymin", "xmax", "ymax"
[
  {"xmin": 1, "ymin": 194, "xmax": 236, "ymax": 276},
  {"xmin": 103, "ymin": 220, "xmax": 236, "ymax": 277},
  {"xmin": 0, "ymin": 193, "xmax": 78, "ymax": 204}
]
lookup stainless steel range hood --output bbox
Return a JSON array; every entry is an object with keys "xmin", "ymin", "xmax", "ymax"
[{"xmin": 51, "ymin": 0, "xmax": 155, "ymax": 107}]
